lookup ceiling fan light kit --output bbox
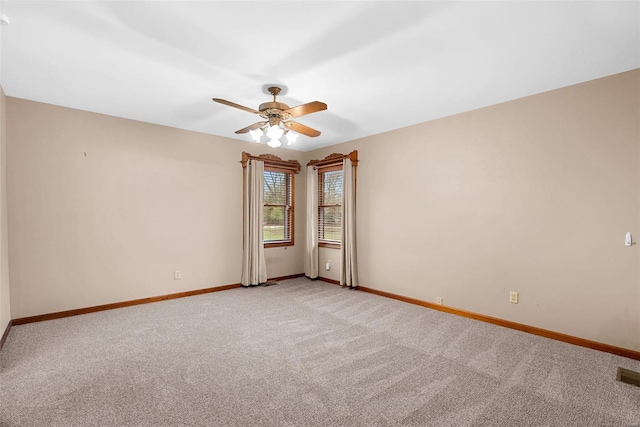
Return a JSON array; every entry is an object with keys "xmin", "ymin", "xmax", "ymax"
[{"xmin": 213, "ymin": 86, "xmax": 327, "ymax": 148}]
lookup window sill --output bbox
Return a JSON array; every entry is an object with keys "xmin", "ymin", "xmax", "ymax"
[
  {"xmin": 319, "ymin": 242, "xmax": 341, "ymax": 249},
  {"xmin": 265, "ymin": 241, "xmax": 294, "ymax": 248}
]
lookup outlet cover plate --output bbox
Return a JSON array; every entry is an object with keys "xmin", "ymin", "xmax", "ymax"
[{"xmin": 509, "ymin": 291, "xmax": 518, "ymax": 304}]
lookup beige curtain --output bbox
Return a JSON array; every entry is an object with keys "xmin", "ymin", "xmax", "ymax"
[
  {"xmin": 241, "ymin": 159, "xmax": 267, "ymax": 286},
  {"xmin": 340, "ymin": 158, "xmax": 358, "ymax": 287},
  {"xmin": 305, "ymin": 165, "xmax": 319, "ymax": 278}
]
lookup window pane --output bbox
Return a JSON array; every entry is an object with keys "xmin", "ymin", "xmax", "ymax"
[
  {"xmin": 264, "ymin": 206, "xmax": 285, "ymax": 241},
  {"xmin": 320, "ymin": 206, "xmax": 341, "ymax": 241},
  {"xmin": 323, "ymin": 171, "xmax": 343, "ymax": 205},
  {"xmin": 264, "ymin": 171, "xmax": 287, "ymax": 205},
  {"xmin": 318, "ymin": 169, "xmax": 343, "ymax": 243},
  {"xmin": 263, "ymin": 169, "xmax": 292, "ymax": 244}
]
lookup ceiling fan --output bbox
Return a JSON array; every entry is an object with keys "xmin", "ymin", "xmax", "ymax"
[{"xmin": 213, "ymin": 86, "xmax": 327, "ymax": 147}]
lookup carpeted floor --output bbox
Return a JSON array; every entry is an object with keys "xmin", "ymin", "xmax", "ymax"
[{"xmin": 1, "ymin": 277, "xmax": 639, "ymax": 426}]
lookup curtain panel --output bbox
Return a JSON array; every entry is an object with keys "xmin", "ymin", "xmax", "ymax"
[
  {"xmin": 340, "ymin": 158, "xmax": 358, "ymax": 288},
  {"xmin": 241, "ymin": 159, "xmax": 267, "ymax": 286},
  {"xmin": 305, "ymin": 165, "xmax": 319, "ymax": 278}
]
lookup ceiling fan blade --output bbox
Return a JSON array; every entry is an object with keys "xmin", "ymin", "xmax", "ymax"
[
  {"xmin": 212, "ymin": 98, "xmax": 259, "ymax": 114},
  {"xmin": 284, "ymin": 101, "xmax": 327, "ymax": 118},
  {"xmin": 235, "ymin": 121, "xmax": 267, "ymax": 134},
  {"xmin": 284, "ymin": 121, "xmax": 321, "ymax": 137}
]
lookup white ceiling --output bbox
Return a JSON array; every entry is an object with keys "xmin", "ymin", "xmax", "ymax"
[{"xmin": 1, "ymin": 1, "xmax": 638, "ymax": 152}]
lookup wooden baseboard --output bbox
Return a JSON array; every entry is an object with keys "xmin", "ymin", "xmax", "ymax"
[
  {"xmin": 15, "ymin": 273, "xmax": 635, "ymax": 361},
  {"xmin": 12, "ymin": 283, "xmax": 242, "ymax": 326},
  {"xmin": 318, "ymin": 277, "xmax": 341, "ymax": 285},
  {"xmin": 357, "ymin": 285, "xmax": 640, "ymax": 361},
  {"xmin": 0, "ymin": 320, "xmax": 11, "ymax": 350},
  {"xmin": 269, "ymin": 273, "xmax": 305, "ymax": 282},
  {"xmin": 11, "ymin": 273, "xmax": 306, "ymax": 326}
]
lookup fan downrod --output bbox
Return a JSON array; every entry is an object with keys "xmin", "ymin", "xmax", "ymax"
[{"xmin": 259, "ymin": 86, "xmax": 290, "ymax": 116}]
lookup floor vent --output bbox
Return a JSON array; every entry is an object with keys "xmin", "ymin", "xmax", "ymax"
[
  {"xmin": 263, "ymin": 281, "xmax": 279, "ymax": 287},
  {"xmin": 617, "ymin": 367, "xmax": 640, "ymax": 387}
]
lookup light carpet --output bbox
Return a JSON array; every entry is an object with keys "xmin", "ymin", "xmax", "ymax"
[{"xmin": 1, "ymin": 278, "xmax": 639, "ymax": 426}]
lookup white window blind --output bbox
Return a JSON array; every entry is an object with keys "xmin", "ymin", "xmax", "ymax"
[{"xmin": 318, "ymin": 168, "xmax": 343, "ymax": 243}]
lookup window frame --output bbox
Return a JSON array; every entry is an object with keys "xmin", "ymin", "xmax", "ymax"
[
  {"xmin": 263, "ymin": 166, "xmax": 295, "ymax": 248},
  {"xmin": 307, "ymin": 151, "xmax": 359, "ymax": 250},
  {"xmin": 241, "ymin": 152, "xmax": 301, "ymax": 249},
  {"xmin": 317, "ymin": 164, "xmax": 343, "ymax": 249}
]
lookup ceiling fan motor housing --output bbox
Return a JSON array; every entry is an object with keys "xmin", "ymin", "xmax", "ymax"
[{"xmin": 259, "ymin": 102, "xmax": 292, "ymax": 122}]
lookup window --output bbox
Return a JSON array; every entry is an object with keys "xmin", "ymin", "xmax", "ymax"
[
  {"xmin": 308, "ymin": 151, "xmax": 358, "ymax": 249},
  {"xmin": 241, "ymin": 152, "xmax": 300, "ymax": 249},
  {"xmin": 318, "ymin": 165, "xmax": 343, "ymax": 247},
  {"xmin": 263, "ymin": 168, "xmax": 294, "ymax": 247}
]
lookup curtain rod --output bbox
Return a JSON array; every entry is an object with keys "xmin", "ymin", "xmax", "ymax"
[
  {"xmin": 307, "ymin": 150, "xmax": 358, "ymax": 168},
  {"xmin": 241, "ymin": 152, "xmax": 301, "ymax": 173}
]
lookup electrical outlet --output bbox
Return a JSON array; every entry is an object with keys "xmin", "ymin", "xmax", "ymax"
[
  {"xmin": 435, "ymin": 297, "xmax": 443, "ymax": 305},
  {"xmin": 174, "ymin": 270, "xmax": 181, "ymax": 280},
  {"xmin": 509, "ymin": 291, "xmax": 518, "ymax": 304}
]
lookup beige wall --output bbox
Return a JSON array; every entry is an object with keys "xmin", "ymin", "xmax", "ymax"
[
  {"xmin": 0, "ymin": 86, "xmax": 10, "ymax": 333},
  {"xmin": 7, "ymin": 99, "xmax": 305, "ymax": 318},
  {"xmin": 5, "ymin": 70, "xmax": 640, "ymax": 352},
  {"xmin": 306, "ymin": 70, "xmax": 640, "ymax": 351},
  {"xmin": 318, "ymin": 247, "xmax": 340, "ymax": 282}
]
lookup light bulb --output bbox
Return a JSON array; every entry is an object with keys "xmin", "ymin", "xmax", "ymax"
[
  {"xmin": 285, "ymin": 131, "xmax": 298, "ymax": 145},
  {"xmin": 249, "ymin": 128, "xmax": 263, "ymax": 142},
  {"xmin": 266, "ymin": 124, "xmax": 284, "ymax": 140},
  {"xmin": 267, "ymin": 138, "xmax": 281, "ymax": 148}
]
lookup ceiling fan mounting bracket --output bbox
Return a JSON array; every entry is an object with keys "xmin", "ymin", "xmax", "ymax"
[{"xmin": 267, "ymin": 86, "xmax": 282, "ymax": 98}]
